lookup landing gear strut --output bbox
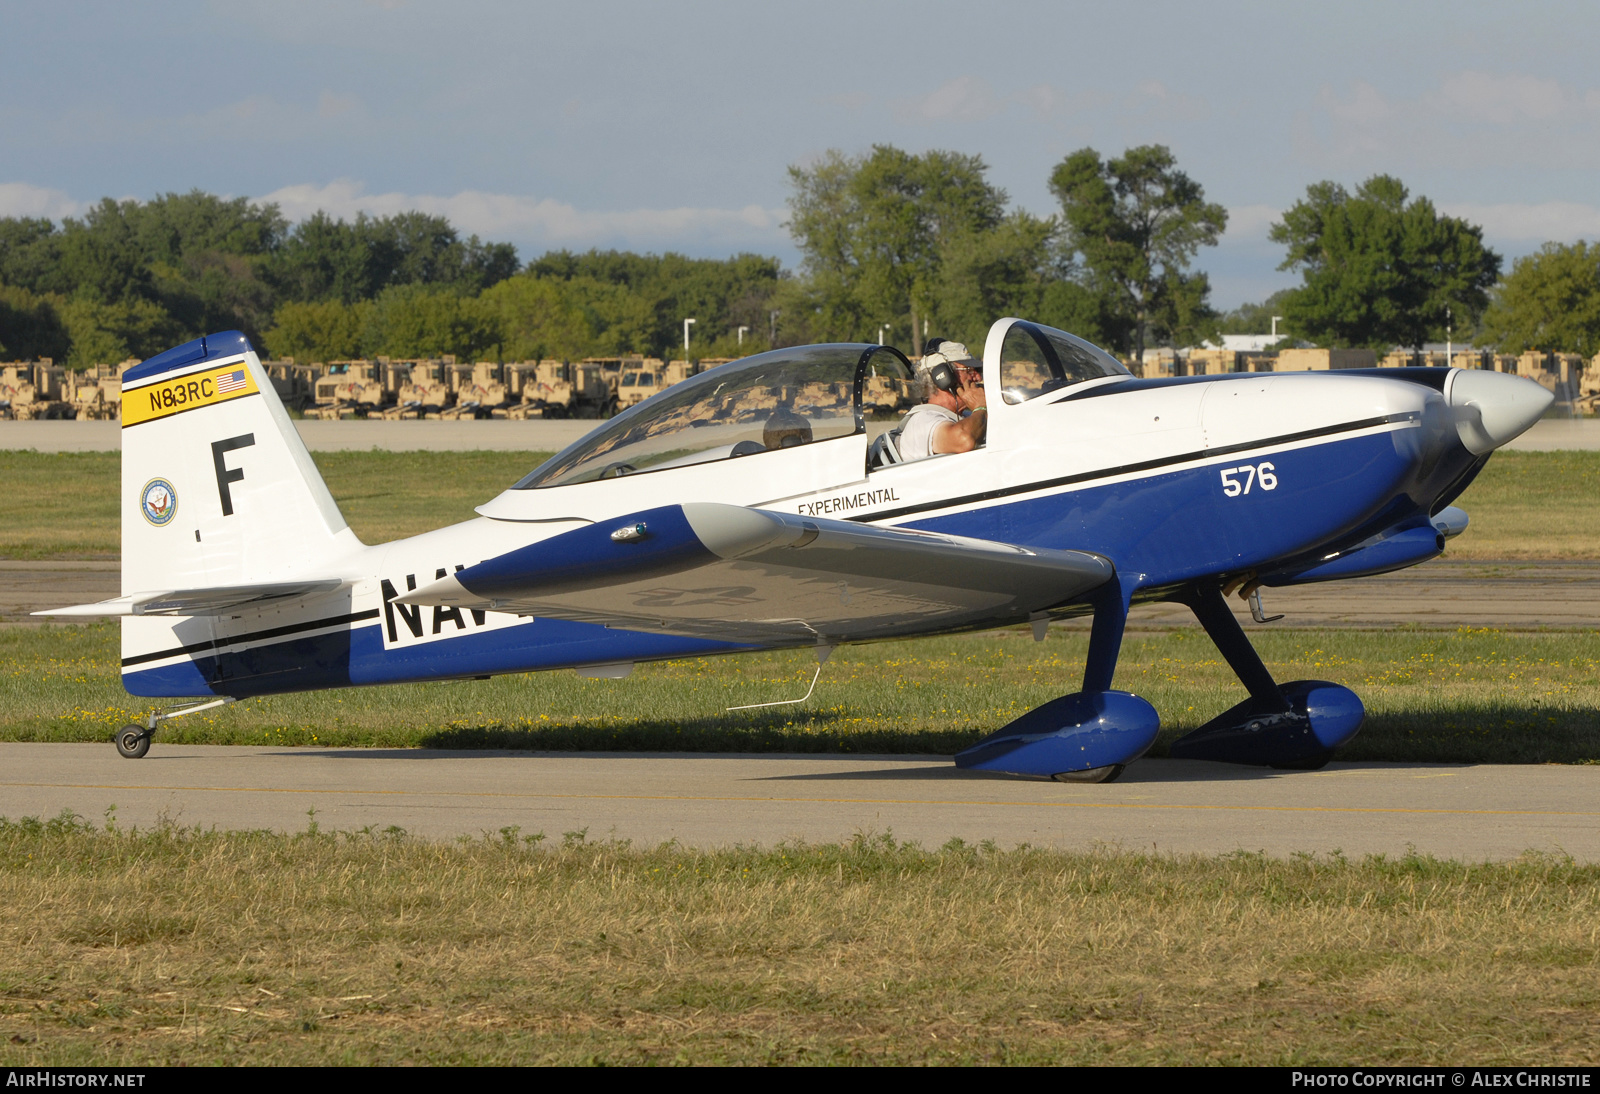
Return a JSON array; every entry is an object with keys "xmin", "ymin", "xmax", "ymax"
[
  {"xmin": 113, "ymin": 697, "xmax": 236, "ymax": 760},
  {"xmin": 1168, "ymin": 582, "xmax": 1364, "ymax": 768},
  {"xmin": 956, "ymin": 574, "xmax": 1160, "ymax": 781}
]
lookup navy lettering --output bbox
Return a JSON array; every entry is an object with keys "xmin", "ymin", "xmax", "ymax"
[{"xmin": 381, "ymin": 575, "xmax": 425, "ymax": 641}]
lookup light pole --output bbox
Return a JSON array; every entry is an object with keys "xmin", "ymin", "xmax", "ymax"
[
  {"xmin": 769, "ymin": 310, "xmax": 780, "ymax": 346},
  {"xmin": 1270, "ymin": 316, "xmax": 1282, "ymax": 342},
  {"xmin": 683, "ymin": 318, "xmax": 696, "ymax": 364},
  {"xmin": 877, "ymin": 323, "xmax": 890, "ymax": 346},
  {"xmin": 1446, "ymin": 307, "xmax": 1453, "ymax": 366},
  {"xmin": 737, "ymin": 325, "xmax": 749, "ymax": 347}
]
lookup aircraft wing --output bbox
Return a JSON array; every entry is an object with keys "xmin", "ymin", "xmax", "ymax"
[
  {"xmin": 35, "ymin": 578, "xmax": 349, "ymax": 618},
  {"xmin": 399, "ymin": 503, "xmax": 1113, "ymax": 644}
]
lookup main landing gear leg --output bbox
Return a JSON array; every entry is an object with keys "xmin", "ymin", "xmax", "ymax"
[
  {"xmin": 955, "ymin": 574, "xmax": 1159, "ymax": 783},
  {"xmin": 1168, "ymin": 582, "xmax": 1363, "ymax": 769},
  {"xmin": 115, "ymin": 697, "xmax": 235, "ymax": 759}
]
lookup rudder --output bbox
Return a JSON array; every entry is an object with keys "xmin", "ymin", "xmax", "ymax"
[{"xmin": 120, "ymin": 331, "xmax": 361, "ymax": 595}]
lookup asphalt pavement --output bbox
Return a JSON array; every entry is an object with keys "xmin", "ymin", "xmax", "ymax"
[{"xmin": 1, "ymin": 743, "xmax": 1594, "ymax": 860}]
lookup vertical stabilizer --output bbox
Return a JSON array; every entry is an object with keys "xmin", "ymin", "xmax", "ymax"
[{"xmin": 120, "ymin": 331, "xmax": 361, "ymax": 594}]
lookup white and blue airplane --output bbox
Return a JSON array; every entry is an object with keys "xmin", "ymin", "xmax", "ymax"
[{"xmin": 42, "ymin": 319, "xmax": 1551, "ymax": 780}]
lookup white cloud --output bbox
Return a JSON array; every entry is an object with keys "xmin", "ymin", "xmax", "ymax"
[
  {"xmin": 1302, "ymin": 70, "xmax": 1600, "ymax": 168},
  {"xmin": 1318, "ymin": 81, "xmax": 1392, "ymax": 126},
  {"xmin": 1123, "ymin": 80, "xmax": 1208, "ymax": 121},
  {"xmin": 1429, "ymin": 72, "xmax": 1585, "ymax": 125},
  {"xmin": 1017, "ymin": 84, "xmax": 1111, "ymax": 119},
  {"xmin": 0, "ymin": 183, "xmax": 89, "ymax": 221},
  {"xmin": 256, "ymin": 180, "xmax": 790, "ymax": 252},
  {"xmin": 892, "ymin": 76, "xmax": 1005, "ymax": 123},
  {"xmin": 1440, "ymin": 201, "xmax": 1600, "ymax": 243}
]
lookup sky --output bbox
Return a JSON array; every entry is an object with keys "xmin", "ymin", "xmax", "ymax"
[{"xmin": 5, "ymin": 0, "xmax": 1600, "ymax": 310}]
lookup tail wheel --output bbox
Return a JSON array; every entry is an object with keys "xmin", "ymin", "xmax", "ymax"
[{"xmin": 115, "ymin": 725, "xmax": 151, "ymax": 760}]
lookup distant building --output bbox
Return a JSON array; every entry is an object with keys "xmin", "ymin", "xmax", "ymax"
[{"xmin": 1199, "ymin": 334, "xmax": 1286, "ymax": 353}]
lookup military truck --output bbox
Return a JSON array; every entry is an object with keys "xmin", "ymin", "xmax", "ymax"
[
  {"xmin": 0, "ymin": 361, "xmax": 70, "ymax": 420},
  {"xmin": 441, "ymin": 362, "xmax": 510, "ymax": 419},
  {"xmin": 304, "ymin": 361, "xmax": 387, "ymax": 419},
  {"xmin": 261, "ymin": 360, "xmax": 318, "ymax": 412},
  {"xmin": 497, "ymin": 360, "xmax": 577, "ymax": 419},
  {"xmin": 378, "ymin": 360, "xmax": 453, "ymax": 419},
  {"xmin": 67, "ymin": 361, "xmax": 131, "ymax": 420}
]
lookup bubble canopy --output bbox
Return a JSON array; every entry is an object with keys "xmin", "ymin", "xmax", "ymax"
[
  {"xmin": 997, "ymin": 320, "xmax": 1130, "ymax": 405},
  {"xmin": 514, "ymin": 344, "xmax": 915, "ymax": 490}
]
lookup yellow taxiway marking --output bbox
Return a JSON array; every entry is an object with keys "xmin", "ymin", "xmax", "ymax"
[{"xmin": 4, "ymin": 781, "xmax": 1599, "ymax": 819}]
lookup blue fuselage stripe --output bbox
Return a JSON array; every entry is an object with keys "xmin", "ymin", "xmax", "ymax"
[{"xmin": 122, "ymin": 423, "xmax": 1464, "ymax": 698}]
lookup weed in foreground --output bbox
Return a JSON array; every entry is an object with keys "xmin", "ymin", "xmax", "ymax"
[{"xmin": 0, "ymin": 817, "xmax": 1596, "ymax": 1065}]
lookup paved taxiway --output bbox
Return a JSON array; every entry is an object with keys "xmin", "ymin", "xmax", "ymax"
[{"xmin": 2, "ymin": 744, "xmax": 1596, "ymax": 860}]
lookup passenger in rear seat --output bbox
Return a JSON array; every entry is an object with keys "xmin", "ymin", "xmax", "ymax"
[{"xmin": 896, "ymin": 341, "xmax": 988, "ymax": 462}]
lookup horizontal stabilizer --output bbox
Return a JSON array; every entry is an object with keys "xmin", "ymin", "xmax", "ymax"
[
  {"xmin": 36, "ymin": 578, "xmax": 349, "ymax": 618},
  {"xmin": 399, "ymin": 503, "xmax": 1113, "ymax": 644}
]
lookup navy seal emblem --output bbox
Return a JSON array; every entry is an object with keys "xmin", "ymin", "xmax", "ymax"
[{"xmin": 140, "ymin": 478, "xmax": 177, "ymax": 526}]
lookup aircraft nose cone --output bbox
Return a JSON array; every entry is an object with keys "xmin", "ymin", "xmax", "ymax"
[{"xmin": 1446, "ymin": 368, "xmax": 1554, "ymax": 455}]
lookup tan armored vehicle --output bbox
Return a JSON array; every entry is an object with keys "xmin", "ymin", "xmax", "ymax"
[
  {"xmin": 441, "ymin": 362, "xmax": 509, "ymax": 419},
  {"xmin": 379, "ymin": 360, "xmax": 454, "ymax": 419},
  {"xmin": 860, "ymin": 366, "xmax": 914, "ymax": 418},
  {"xmin": 68, "ymin": 361, "xmax": 130, "ymax": 420},
  {"xmin": 497, "ymin": 360, "xmax": 577, "ymax": 419},
  {"xmin": 263, "ymin": 360, "xmax": 318, "ymax": 412},
  {"xmin": 303, "ymin": 361, "xmax": 387, "ymax": 419},
  {"xmin": 615, "ymin": 365, "xmax": 661, "ymax": 411},
  {"xmin": 0, "ymin": 362, "xmax": 70, "ymax": 420}
]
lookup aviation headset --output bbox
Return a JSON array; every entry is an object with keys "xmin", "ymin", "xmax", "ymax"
[
  {"xmin": 926, "ymin": 360, "xmax": 960, "ymax": 394},
  {"xmin": 920, "ymin": 339, "xmax": 977, "ymax": 397}
]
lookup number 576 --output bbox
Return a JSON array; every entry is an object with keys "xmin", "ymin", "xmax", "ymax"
[{"xmin": 1220, "ymin": 462, "xmax": 1278, "ymax": 497}]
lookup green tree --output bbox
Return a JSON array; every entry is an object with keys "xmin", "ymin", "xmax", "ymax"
[
  {"xmin": 56, "ymin": 296, "xmax": 182, "ymax": 367},
  {"xmin": 1049, "ymin": 145, "xmax": 1228, "ymax": 364},
  {"xmin": 933, "ymin": 211, "xmax": 1062, "ymax": 347},
  {"xmin": 1216, "ymin": 289, "xmax": 1296, "ymax": 336},
  {"xmin": 364, "ymin": 285, "xmax": 500, "ymax": 360},
  {"xmin": 0, "ymin": 218, "xmax": 67, "ymax": 295},
  {"xmin": 787, "ymin": 146, "xmax": 1006, "ymax": 353},
  {"xmin": 1478, "ymin": 241, "xmax": 1600, "ymax": 356},
  {"xmin": 1270, "ymin": 176, "xmax": 1500, "ymax": 350},
  {"xmin": 263, "ymin": 299, "xmax": 374, "ymax": 362},
  {"xmin": 0, "ymin": 284, "xmax": 70, "ymax": 361},
  {"xmin": 527, "ymin": 250, "xmax": 782, "ymax": 357},
  {"xmin": 272, "ymin": 211, "xmax": 518, "ymax": 304},
  {"xmin": 482, "ymin": 276, "xmax": 596, "ymax": 361},
  {"xmin": 125, "ymin": 190, "xmax": 286, "ymax": 266},
  {"xmin": 56, "ymin": 199, "xmax": 158, "ymax": 306}
]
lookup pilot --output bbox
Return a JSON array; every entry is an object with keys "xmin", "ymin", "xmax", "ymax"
[
  {"xmin": 897, "ymin": 341, "xmax": 987, "ymax": 461},
  {"xmin": 763, "ymin": 405, "xmax": 813, "ymax": 449}
]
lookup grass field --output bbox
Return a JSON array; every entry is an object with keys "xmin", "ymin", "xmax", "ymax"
[
  {"xmin": 2, "ymin": 448, "xmax": 1597, "ymax": 560},
  {"xmin": 1, "ymin": 819, "xmax": 1596, "ymax": 1065},
  {"xmin": 5, "ymin": 622, "xmax": 1596, "ymax": 764},
  {"xmin": 0, "ymin": 449, "xmax": 550, "ymax": 559}
]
